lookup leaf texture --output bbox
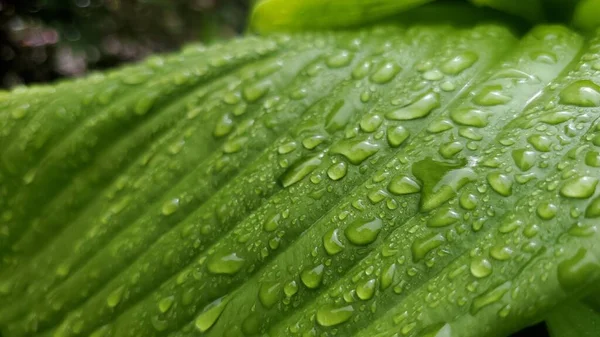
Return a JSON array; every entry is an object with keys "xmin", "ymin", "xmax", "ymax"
[{"xmin": 1, "ymin": 21, "xmax": 600, "ymax": 337}]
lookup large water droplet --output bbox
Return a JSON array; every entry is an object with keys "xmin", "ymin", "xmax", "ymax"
[
  {"xmin": 527, "ymin": 135, "xmax": 552, "ymax": 152},
  {"xmin": 207, "ymin": 252, "xmax": 245, "ymax": 275},
  {"xmin": 158, "ymin": 296, "xmax": 175, "ymax": 313},
  {"xmin": 161, "ymin": 198, "xmax": 180, "ymax": 216},
  {"xmin": 388, "ymin": 175, "xmax": 421, "ymax": 195},
  {"xmin": 472, "ymin": 85, "xmax": 511, "ymax": 106},
  {"xmin": 380, "ymin": 263, "xmax": 396, "ymax": 290},
  {"xmin": 512, "ymin": 149, "xmax": 536, "ymax": 171},
  {"xmin": 258, "ymin": 281, "xmax": 282, "ymax": 309},
  {"xmin": 243, "ymin": 81, "xmax": 270, "ymax": 102},
  {"xmin": 490, "ymin": 245, "xmax": 513, "ymax": 261},
  {"xmin": 214, "ymin": 114, "xmax": 234, "ymax": 138},
  {"xmin": 412, "ymin": 158, "xmax": 472, "ymax": 212},
  {"xmin": 386, "ymin": 92, "xmax": 440, "ymax": 121},
  {"xmin": 326, "ymin": 50, "xmax": 354, "ymax": 68},
  {"xmin": 360, "ymin": 114, "xmax": 383, "ymax": 133},
  {"xmin": 106, "ymin": 286, "xmax": 125, "ymax": 308},
  {"xmin": 327, "ymin": 162, "xmax": 348, "ymax": 181},
  {"xmin": 386, "ymin": 125, "xmax": 410, "ymax": 148},
  {"xmin": 560, "ymin": 176, "xmax": 598, "ymax": 199},
  {"xmin": 412, "ymin": 233, "xmax": 445, "ymax": 261},
  {"xmin": 487, "ymin": 172, "xmax": 513, "ymax": 197},
  {"xmin": 312, "ymin": 305, "xmax": 354, "ymax": 330},
  {"xmin": 301, "ymin": 264, "xmax": 325, "ymax": 289},
  {"xmin": 427, "ymin": 206, "xmax": 460, "ymax": 228},
  {"xmin": 586, "ymin": 196, "xmax": 600, "ymax": 218},
  {"xmin": 470, "ymin": 257, "xmax": 493, "ymax": 278},
  {"xmin": 450, "ymin": 108, "xmax": 489, "ymax": 128},
  {"xmin": 540, "ymin": 111, "xmax": 574, "ymax": 125},
  {"xmin": 559, "ymin": 80, "xmax": 600, "ymax": 107},
  {"xmin": 323, "ymin": 228, "xmax": 345, "ymax": 255},
  {"xmin": 345, "ymin": 218, "xmax": 383, "ymax": 246},
  {"xmin": 441, "ymin": 51, "xmax": 478, "ymax": 75},
  {"xmin": 536, "ymin": 202, "xmax": 558, "ymax": 220},
  {"xmin": 356, "ymin": 279, "xmax": 376, "ymax": 300},
  {"xmin": 331, "ymin": 138, "xmax": 380, "ymax": 165},
  {"xmin": 326, "ymin": 100, "xmax": 355, "ymax": 132},
  {"xmin": 195, "ymin": 296, "xmax": 229, "ymax": 332},
  {"xmin": 370, "ymin": 62, "xmax": 402, "ymax": 84},
  {"xmin": 470, "ymin": 282, "xmax": 511, "ymax": 315},
  {"xmin": 280, "ymin": 154, "xmax": 324, "ymax": 187}
]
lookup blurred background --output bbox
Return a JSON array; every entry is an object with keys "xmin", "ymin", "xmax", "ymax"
[{"xmin": 0, "ymin": 0, "xmax": 250, "ymax": 88}]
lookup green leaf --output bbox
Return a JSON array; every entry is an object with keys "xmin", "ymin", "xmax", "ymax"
[
  {"xmin": 546, "ymin": 301, "xmax": 600, "ymax": 337},
  {"xmin": 1, "ymin": 11, "xmax": 600, "ymax": 337}
]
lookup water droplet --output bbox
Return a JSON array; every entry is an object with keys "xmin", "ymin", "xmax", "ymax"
[
  {"xmin": 557, "ymin": 248, "xmax": 600, "ymax": 291},
  {"xmin": 512, "ymin": 149, "xmax": 536, "ymax": 171},
  {"xmin": 527, "ymin": 135, "xmax": 552, "ymax": 152},
  {"xmin": 161, "ymin": 198, "xmax": 180, "ymax": 215},
  {"xmin": 490, "ymin": 245, "xmax": 513, "ymax": 261},
  {"xmin": 280, "ymin": 154, "xmax": 324, "ymax": 187},
  {"xmin": 325, "ymin": 100, "xmax": 355, "ymax": 132},
  {"xmin": 214, "ymin": 114, "xmax": 234, "ymax": 138},
  {"xmin": 427, "ymin": 206, "xmax": 460, "ymax": 228},
  {"xmin": 560, "ymin": 80, "xmax": 600, "ymax": 107},
  {"xmin": 470, "ymin": 257, "xmax": 493, "ymax": 278},
  {"xmin": 195, "ymin": 296, "xmax": 229, "ymax": 332},
  {"xmin": 301, "ymin": 264, "xmax": 325, "ymax": 289},
  {"xmin": 386, "ymin": 125, "xmax": 410, "ymax": 148},
  {"xmin": 259, "ymin": 282, "xmax": 282, "ymax": 309},
  {"xmin": 158, "ymin": 296, "xmax": 175, "ymax": 313},
  {"xmin": 345, "ymin": 218, "xmax": 383, "ymax": 246},
  {"xmin": 560, "ymin": 176, "xmax": 598, "ymax": 199},
  {"xmin": 586, "ymin": 196, "xmax": 600, "ymax": 218},
  {"xmin": 352, "ymin": 61, "xmax": 372, "ymax": 79},
  {"xmin": 243, "ymin": 80, "xmax": 270, "ymax": 103},
  {"xmin": 326, "ymin": 50, "xmax": 354, "ymax": 68},
  {"xmin": 323, "ymin": 228, "xmax": 345, "ymax": 255},
  {"xmin": 11, "ymin": 104, "xmax": 28, "ymax": 119},
  {"xmin": 450, "ymin": 108, "xmax": 489, "ymax": 128},
  {"xmin": 380, "ymin": 263, "xmax": 396, "ymax": 290},
  {"xmin": 439, "ymin": 141, "xmax": 464, "ymax": 159},
  {"xmin": 441, "ymin": 51, "xmax": 478, "ymax": 75},
  {"xmin": 412, "ymin": 233, "xmax": 445, "ymax": 261},
  {"xmin": 106, "ymin": 286, "xmax": 125, "ymax": 308},
  {"xmin": 472, "ymin": 85, "xmax": 511, "ymax": 106},
  {"xmin": 585, "ymin": 151, "xmax": 600, "ymax": 167},
  {"xmin": 412, "ymin": 158, "xmax": 472, "ymax": 212},
  {"xmin": 370, "ymin": 62, "xmax": 402, "ymax": 84},
  {"xmin": 207, "ymin": 252, "xmax": 245, "ymax": 275},
  {"xmin": 263, "ymin": 213, "xmax": 281, "ymax": 232},
  {"xmin": 302, "ymin": 135, "xmax": 327, "ymax": 149},
  {"xmin": 536, "ymin": 202, "xmax": 558, "ymax": 220},
  {"xmin": 388, "ymin": 175, "xmax": 421, "ymax": 195},
  {"xmin": 284, "ymin": 280, "xmax": 298, "ymax": 297},
  {"xmin": 356, "ymin": 279, "xmax": 376, "ymax": 300},
  {"xmin": 135, "ymin": 92, "xmax": 157, "ymax": 115},
  {"xmin": 540, "ymin": 111, "xmax": 573, "ymax": 125},
  {"xmin": 470, "ymin": 282, "xmax": 511, "ymax": 314},
  {"xmin": 423, "ymin": 69, "xmax": 444, "ymax": 81},
  {"xmin": 327, "ymin": 162, "xmax": 348, "ymax": 181},
  {"xmin": 569, "ymin": 222, "xmax": 597, "ymax": 237},
  {"xmin": 278, "ymin": 141, "xmax": 297, "ymax": 155},
  {"xmin": 386, "ymin": 92, "xmax": 440, "ymax": 121},
  {"xmin": 459, "ymin": 193, "xmax": 478, "ymax": 210},
  {"xmin": 331, "ymin": 138, "xmax": 380, "ymax": 165},
  {"xmin": 360, "ymin": 114, "xmax": 383, "ymax": 133},
  {"xmin": 487, "ymin": 172, "xmax": 513, "ymax": 197}
]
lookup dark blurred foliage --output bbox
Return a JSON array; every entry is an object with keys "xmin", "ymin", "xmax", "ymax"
[{"xmin": 0, "ymin": 0, "xmax": 250, "ymax": 88}]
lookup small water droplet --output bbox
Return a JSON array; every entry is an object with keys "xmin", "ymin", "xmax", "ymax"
[
  {"xmin": 214, "ymin": 114, "xmax": 234, "ymax": 138},
  {"xmin": 243, "ymin": 81, "xmax": 270, "ymax": 102},
  {"xmin": 360, "ymin": 114, "xmax": 383, "ymax": 133},
  {"xmin": 490, "ymin": 245, "xmax": 513, "ymax": 261},
  {"xmin": 327, "ymin": 162, "xmax": 348, "ymax": 181},
  {"xmin": 107, "ymin": 286, "xmax": 125, "ymax": 308},
  {"xmin": 158, "ymin": 296, "xmax": 175, "ymax": 313},
  {"xmin": 536, "ymin": 202, "xmax": 558, "ymax": 220},
  {"xmin": 326, "ymin": 50, "xmax": 354, "ymax": 68},
  {"xmin": 162, "ymin": 198, "xmax": 180, "ymax": 215}
]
